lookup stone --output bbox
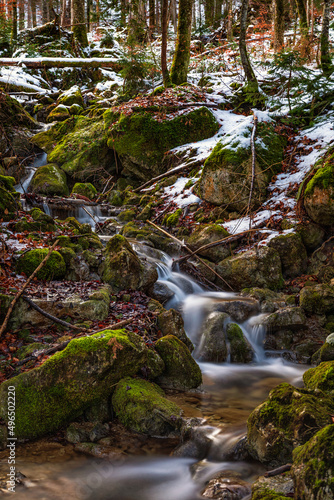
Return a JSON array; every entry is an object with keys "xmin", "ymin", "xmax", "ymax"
[
  {"xmin": 186, "ymin": 224, "xmax": 234, "ymax": 263},
  {"xmin": 71, "ymin": 182, "xmax": 97, "ymax": 200},
  {"xmin": 157, "ymin": 308, "xmax": 193, "ymax": 350},
  {"xmin": 268, "ymin": 232, "xmax": 307, "ymax": 278},
  {"xmin": 300, "ymin": 284, "xmax": 334, "ymax": 315},
  {"xmin": 296, "ymin": 220, "xmax": 325, "ymax": 252},
  {"xmin": 0, "ymin": 175, "xmax": 21, "ymax": 220},
  {"xmin": 195, "ymin": 312, "xmax": 228, "ymax": 362},
  {"xmin": 303, "ymin": 361, "xmax": 334, "ymax": 392},
  {"xmin": 155, "ymin": 335, "xmax": 202, "ymax": 390},
  {"xmin": 112, "ymin": 377, "xmax": 182, "ymax": 437},
  {"xmin": 226, "ymin": 323, "xmax": 254, "ymax": 363},
  {"xmin": 30, "ymin": 163, "xmax": 69, "ymax": 196},
  {"xmin": 58, "ymin": 85, "xmax": 84, "ymax": 107},
  {"xmin": 202, "ymin": 474, "xmax": 251, "ymax": 500},
  {"xmin": 251, "ymin": 474, "xmax": 294, "ymax": 500},
  {"xmin": 16, "ymin": 249, "xmax": 66, "ymax": 280},
  {"xmin": 215, "ymin": 297, "xmax": 259, "ymax": 322},
  {"xmin": 263, "ymin": 307, "xmax": 306, "ymax": 331},
  {"xmin": 152, "ymin": 282, "xmax": 175, "ymax": 304},
  {"xmin": 47, "ymin": 104, "xmax": 70, "ymax": 123}
]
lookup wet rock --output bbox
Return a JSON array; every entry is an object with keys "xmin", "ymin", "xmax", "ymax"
[
  {"xmin": 155, "ymin": 335, "xmax": 202, "ymax": 390},
  {"xmin": 247, "ymin": 383, "xmax": 334, "ymax": 466},
  {"xmin": 71, "ymin": 182, "xmax": 97, "ymax": 200},
  {"xmin": 300, "ymin": 284, "xmax": 334, "ymax": 315},
  {"xmin": 251, "ymin": 474, "xmax": 294, "ymax": 500},
  {"xmin": 47, "ymin": 104, "xmax": 70, "ymax": 122},
  {"xmin": 30, "ymin": 163, "xmax": 69, "ymax": 196},
  {"xmin": 303, "ymin": 360, "xmax": 334, "ymax": 392},
  {"xmin": 84, "ymin": 398, "xmax": 111, "ymax": 423},
  {"xmin": 74, "ymin": 441, "xmax": 125, "ymax": 460},
  {"xmin": 217, "ymin": 247, "xmax": 283, "ymax": 291},
  {"xmin": 226, "ymin": 323, "xmax": 254, "ymax": 363},
  {"xmin": 16, "ymin": 249, "xmax": 66, "ymax": 280},
  {"xmin": 186, "ymin": 224, "xmax": 234, "ymax": 263},
  {"xmin": 157, "ymin": 308, "xmax": 193, "ymax": 350},
  {"xmin": 66, "ymin": 422, "xmax": 109, "ymax": 443},
  {"xmin": 268, "ymin": 232, "xmax": 307, "ymax": 278},
  {"xmin": 242, "ymin": 287, "xmax": 286, "ymax": 313},
  {"xmin": 152, "ymin": 282, "xmax": 175, "ymax": 304},
  {"xmin": 0, "ymin": 329, "xmax": 164, "ymax": 440},
  {"xmin": 202, "ymin": 474, "xmax": 251, "ymax": 500},
  {"xmin": 173, "ymin": 425, "xmax": 214, "ymax": 460},
  {"xmin": 215, "ymin": 298, "xmax": 259, "ymax": 322},
  {"xmin": 196, "ymin": 312, "xmax": 228, "ymax": 362},
  {"xmin": 112, "ymin": 377, "xmax": 182, "ymax": 437},
  {"xmin": 292, "ymin": 424, "xmax": 334, "ymax": 500},
  {"xmin": 263, "ymin": 307, "xmax": 306, "ymax": 331}
]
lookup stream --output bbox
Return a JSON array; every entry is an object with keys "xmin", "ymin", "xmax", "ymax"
[{"xmin": 5, "ymin": 183, "xmax": 306, "ymax": 499}]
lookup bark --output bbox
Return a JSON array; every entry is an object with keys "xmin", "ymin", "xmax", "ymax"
[
  {"xmin": 31, "ymin": 0, "xmax": 37, "ymax": 27},
  {"xmin": 149, "ymin": 0, "xmax": 155, "ymax": 35},
  {"xmin": 321, "ymin": 0, "xmax": 332, "ymax": 76},
  {"xmin": 170, "ymin": 0, "xmax": 194, "ymax": 84},
  {"xmin": 227, "ymin": 0, "xmax": 233, "ymax": 40},
  {"xmin": 120, "ymin": 0, "xmax": 127, "ymax": 26},
  {"xmin": 86, "ymin": 0, "xmax": 91, "ymax": 31},
  {"xmin": 274, "ymin": 0, "xmax": 285, "ymax": 52},
  {"xmin": 0, "ymin": 58, "xmax": 121, "ymax": 70},
  {"xmin": 10, "ymin": 0, "xmax": 18, "ymax": 46},
  {"xmin": 71, "ymin": 0, "xmax": 88, "ymax": 47},
  {"xmin": 61, "ymin": 0, "xmax": 71, "ymax": 27},
  {"xmin": 214, "ymin": 0, "xmax": 222, "ymax": 27},
  {"xmin": 204, "ymin": 0, "xmax": 214, "ymax": 26},
  {"xmin": 42, "ymin": 0, "xmax": 49, "ymax": 23},
  {"xmin": 296, "ymin": 0, "xmax": 308, "ymax": 36},
  {"xmin": 161, "ymin": 0, "xmax": 171, "ymax": 86},
  {"xmin": 18, "ymin": 0, "xmax": 25, "ymax": 30},
  {"xmin": 170, "ymin": 0, "xmax": 177, "ymax": 32},
  {"xmin": 239, "ymin": 0, "xmax": 258, "ymax": 87},
  {"xmin": 96, "ymin": 0, "xmax": 100, "ymax": 26}
]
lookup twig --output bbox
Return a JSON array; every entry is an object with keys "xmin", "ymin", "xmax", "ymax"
[
  {"xmin": 22, "ymin": 296, "xmax": 86, "ymax": 331},
  {"xmin": 247, "ymin": 114, "xmax": 258, "ymax": 230},
  {"xmin": 147, "ymin": 220, "xmax": 233, "ymax": 291},
  {"xmin": 264, "ymin": 464, "xmax": 292, "ymax": 477},
  {"xmin": 0, "ymin": 239, "xmax": 59, "ymax": 338},
  {"xmin": 16, "ymin": 318, "xmax": 134, "ymax": 367},
  {"xmin": 133, "ymin": 161, "xmax": 199, "ymax": 193}
]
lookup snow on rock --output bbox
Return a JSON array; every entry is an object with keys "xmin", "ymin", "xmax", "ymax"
[{"xmin": 163, "ymin": 177, "xmax": 201, "ymax": 208}]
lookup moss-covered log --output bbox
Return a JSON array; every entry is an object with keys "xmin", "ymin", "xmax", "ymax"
[{"xmin": 0, "ymin": 58, "xmax": 121, "ymax": 70}]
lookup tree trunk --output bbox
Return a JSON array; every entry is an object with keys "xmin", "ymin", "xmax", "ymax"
[
  {"xmin": 18, "ymin": 0, "xmax": 25, "ymax": 30},
  {"xmin": 296, "ymin": 0, "xmax": 308, "ymax": 36},
  {"xmin": 86, "ymin": 0, "xmax": 91, "ymax": 31},
  {"xmin": 71, "ymin": 0, "xmax": 88, "ymax": 47},
  {"xmin": 42, "ymin": 0, "xmax": 49, "ymax": 23},
  {"xmin": 10, "ymin": 0, "xmax": 18, "ymax": 46},
  {"xmin": 161, "ymin": 0, "xmax": 171, "ymax": 86},
  {"xmin": 227, "ymin": 0, "xmax": 233, "ymax": 40},
  {"xmin": 170, "ymin": 0, "xmax": 177, "ymax": 32},
  {"xmin": 96, "ymin": 0, "xmax": 100, "ymax": 26},
  {"xmin": 274, "ymin": 0, "xmax": 284, "ymax": 52},
  {"xmin": 170, "ymin": 0, "xmax": 194, "ymax": 84},
  {"xmin": 149, "ymin": 0, "xmax": 155, "ymax": 36},
  {"xmin": 120, "ymin": 0, "xmax": 127, "ymax": 27},
  {"xmin": 239, "ymin": 0, "xmax": 257, "ymax": 87},
  {"xmin": 214, "ymin": 0, "xmax": 222, "ymax": 27},
  {"xmin": 204, "ymin": 0, "xmax": 214, "ymax": 26},
  {"xmin": 61, "ymin": 0, "xmax": 70, "ymax": 26},
  {"xmin": 31, "ymin": 0, "xmax": 37, "ymax": 27},
  {"xmin": 321, "ymin": 0, "xmax": 332, "ymax": 76}
]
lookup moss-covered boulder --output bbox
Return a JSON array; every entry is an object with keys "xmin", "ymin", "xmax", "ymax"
[
  {"xmin": 268, "ymin": 233, "xmax": 307, "ymax": 278},
  {"xmin": 121, "ymin": 221, "xmax": 179, "ymax": 254},
  {"xmin": 292, "ymin": 424, "xmax": 334, "ymax": 500},
  {"xmin": 226, "ymin": 323, "xmax": 254, "ymax": 363},
  {"xmin": 57, "ymin": 85, "xmax": 84, "ymax": 107},
  {"xmin": 296, "ymin": 220, "xmax": 325, "ymax": 253},
  {"xmin": 15, "ymin": 207, "xmax": 55, "ymax": 232},
  {"xmin": 263, "ymin": 307, "xmax": 306, "ymax": 331},
  {"xmin": 311, "ymin": 333, "xmax": 334, "ymax": 364},
  {"xmin": 30, "ymin": 117, "xmax": 78, "ymax": 154},
  {"xmin": 308, "ymin": 237, "xmax": 334, "ymax": 283},
  {"xmin": 157, "ymin": 308, "xmax": 193, "ymax": 350},
  {"xmin": 0, "ymin": 329, "xmax": 164, "ymax": 439},
  {"xmin": 106, "ymin": 107, "xmax": 219, "ymax": 181},
  {"xmin": 198, "ymin": 119, "xmax": 285, "ymax": 210},
  {"xmin": 47, "ymin": 104, "xmax": 70, "ymax": 123},
  {"xmin": 300, "ymin": 284, "xmax": 334, "ymax": 315},
  {"xmin": 195, "ymin": 312, "xmax": 228, "ymax": 362},
  {"xmin": 187, "ymin": 224, "xmax": 233, "ymax": 263},
  {"xmin": 155, "ymin": 335, "xmax": 202, "ymax": 390},
  {"xmin": 16, "ymin": 249, "xmax": 66, "ymax": 280},
  {"xmin": 30, "ymin": 163, "xmax": 69, "ymax": 196},
  {"xmin": 100, "ymin": 234, "xmax": 157, "ymax": 293},
  {"xmin": 217, "ymin": 246, "xmax": 283, "ymax": 291},
  {"xmin": 112, "ymin": 377, "xmax": 182, "ymax": 437},
  {"xmin": 0, "ymin": 175, "xmax": 20, "ymax": 220},
  {"xmin": 247, "ymin": 383, "xmax": 334, "ymax": 466},
  {"xmin": 304, "ymin": 148, "xmax": 334, "ymax": 225},
  {"xmin": 251, "ymin": 475, "xmax": 294, "ymax": 500},
  {"xmin": 303, "ymin": 361, "xmax": 334, "ymax": 392},
  {"xmin": 71, "ymin": 182, "xmax": 97, "ymax": 200}
]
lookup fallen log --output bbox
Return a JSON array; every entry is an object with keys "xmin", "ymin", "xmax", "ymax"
[
  {"xmin": 264, "ymin": 464, "xmax": 292, "ymax": 477},
  {"xmin": 22, "ymin": 296, "xmax": 85, "ymax": 332},
  {"xmin": 0, "ymin": 57, "xmax": 121, "ymax": 70}
]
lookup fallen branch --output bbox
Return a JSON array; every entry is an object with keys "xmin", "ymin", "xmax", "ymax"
[
  {"xmin": 131, "ymin": 102, "xmax": 220, "ymax": 113},
  {"xmin": 134, "ymin": 161, "xmax": 200, "ymax": 193},
  {"xmin": 264, "ymin": 464, "xmax": 292, "ymax": 477},
  {"xmin": 247, "ymin": 114, "xmax": 258, "ymax": 230},
  {"xmin": 22, "ymin": 296, "xmax": 85, "ymax": 332},
  {"xmin": 0, "ymin": 57, "xmax": 121, "ymax": 70},
  {"xmin": 0, "ymin": 239, "xmax": 59, "ymax": 338},
  {"xmin": 147, "ymin": 221, "xmax": 233, "ymax": 291},
  {"xmin": 16, "ymin": 317, "xmax": 134, "ymax": 367}
]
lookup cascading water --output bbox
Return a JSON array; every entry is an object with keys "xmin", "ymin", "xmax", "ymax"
[{"xmin": 15, "ymin": 152, "xmax": 48, "ymax": 194}]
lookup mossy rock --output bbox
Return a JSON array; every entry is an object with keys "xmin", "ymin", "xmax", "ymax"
[
  {"xmin": 311, "ymin": 334, "xmax": 334, "ymax": 364},
  {"xmin": 0, "ymin": 175, "xmax": 20, "ymax": 220},
  {"xmin": 16, "ymin": 342, "xmax": 46, "ymax": 360},
  {"xmin": 198, "ymin": 120, "xmax": 285, "ymax": 210},
  {"xmin": 304, "ymin": 147, "xmax": 334, "ymax": 225},
  {"xmin": 71, "ymin": 182, "xmax": 97, "ymax": 200},
  {"xmin": 300, "ymin": 284, "xmax": 334, "ymax": 315},
  {"xmin": 30, "ymin": 117, "xmax": 78, "ymax": 154},
  {"xmin": 157, "ymin": 308, "xmax": 193, "ymax": 350},
  {"xmin": 121, "ymin": 221, "xmax": 180, "ymax": 254},
  {"xmin": 296, "ymin": 221, "xmax": 325, "ymax": 253},
  {"xmin": 109, "ymin": 190, "xmax": 123, "ymax": 206},
  {"xmin": 30, "ymin": 164, "xmax": 69, "ymax": 197},
  {"xmin": 118, "ymin": 209, "xmax": 137, "ymax": 222},
  {"xmin": 0, "ymin": 329, "xmax": 164, "ymax": 440},
  {"xmin": 187, "ymin": 224, "xmax": 233, "ymax": 263},
  {"xmin": 303, "ymin": 361, "xmax": 334, "ymax": 392},
  {"xmin": 195, "ymin": 312, "xmax": 228, "ymax": 362},
  {"xmin": 226, "ymin": 323, "xmax": 254, "ymax": 363},
  {"xmin": 58, "ymin": 86, "xmax": 84, "ymax": 107},
  {"xmin": 15, "ymin": 208, "xmax": 55, "ymax": 232},
  {"xmin": 163, "ymin": 208, "xmax": 182, "ymax": 227},
  {"xmin": 155, "ymin": 335, "xmax": 202, "ymax": 390},
  {"xmin": 217, "ymin": 247, "xmax": 284, "ymax": 292},
  {"xmin": 47, "ymin": 104, "xmax": 70, "ymax": 123},
  {"xmin": 268, "ymin": 233, "xmax": 307, "ymax": 279},
  {"xmin": 251, "ymin": 475, "xmax": 294, "ymax": 500},
  {"xmin": 247, "ymin": 383, "xmax": 334, "ymax": 466},
  {"xmin": 292, "ymin": 424, "xmax": 334, "ymax": 499},
  {"xmin": 16, "ymin": 249, "xmax": 66, "ymax": 280},
  {"xmin": 112, "ymin": 377, "xmax": 182, "ymax": 437},
  {"xmin": 107, "ymin": 107, "xmax": 219, "ymax": 181}
]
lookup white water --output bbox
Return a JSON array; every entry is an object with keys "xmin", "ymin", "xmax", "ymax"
[{"xmin": 15, "ymin": 152, "xmax": 47, "ymax": 194}]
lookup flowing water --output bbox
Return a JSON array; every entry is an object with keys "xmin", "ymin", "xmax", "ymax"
[
  {"xmin": 3, "ymin": 194, "xmax": 307, "ymax": 499},
  {"xmin": 15, "ymin": 153, "xmax": 48, "ymax": 194}
]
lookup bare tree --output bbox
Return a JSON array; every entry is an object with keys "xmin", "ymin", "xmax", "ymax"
[
  {"xmin": 239, "ymin": 0, "xmax": 258, "ymax": 89},
  {"xmin": 274, "ymin": 0, "xmax": 285, "ymax": 52},
  {"xmin": 321, "ymin": 0, "xmax": 332, "ymax": 75}
]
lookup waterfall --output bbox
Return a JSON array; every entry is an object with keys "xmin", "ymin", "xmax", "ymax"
[{"xmin": 15, "ymin": 152, "xmax": 47, "ymax": 194}]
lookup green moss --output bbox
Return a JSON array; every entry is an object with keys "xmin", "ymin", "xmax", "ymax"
[
  {"xmin": 252, "ymin": 487, "xmax": 291, "ymax": 500},
  {"xmin": 163, "ymin": 208, "xmax": 182, "ymax": 227},
  {"xmin": 226, "ymin": 323, "xmax": 253, "ymax": 363},
  {"xmin": 118, "ymin": 209, "xmax": 137, "ymax": 222},
  {"xmin": 71, "ymin": 182, "xmax": 97, "ymax": 200},
  {"xmin": 16, "ymin": 342, "xmax": 46, "ymax": 360},
  {"xmin": 16, "ymin": 249, "xmax": 66, "ymax": 280},
  {"xmin": 31, "ymin": 117, "xmax": 77, "ymax": 154},
  {"xmin": 303, "ymin": 361, "xmax": 334, "ymax": 392},
  {"xmin": 304, "ymin": 149, "xmax": 334, "ymax": 198},
  {"xmin": 0, "ymin": 175, "xmax": 15, "ymax": 191},
  {"xmin": 47, "ymin": 104, "xmax": 70, "ymax": 123},
  {"xmin": 58, "ymin": 87, "xmax": 84, "ymax": 107},
  {"xmin": 30, "ymin": 164, "xmax": 69, "ymax": 197},
  {"xmin": 112, "ymin": 376, "xmax": 182, "ymax": 436}
]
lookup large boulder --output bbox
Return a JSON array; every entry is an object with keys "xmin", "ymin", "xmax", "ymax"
[
  {"xmin": 216, "ymin": 246, "xmax": 283, "ymax": 291},
  {"xmin": 57, "ymin": 85, "xmax": 84, "ymax": 107},
  {"xmin": 268, "ymin": 233, "xmax": 307, "ymax": 278},
  {"xmin": 196, "ymin": 312, "xmax": 228, "ymax": 362},
  {"xmin": 106, "ymin": 107, "xmax": 219, "ymax": 181},
  {"xmin": 263, "ymin": 307, "xmax": 306, "ymax": 331},
  {"xmin": 304, "ymin": 148, "xmax": 334, "ymax": 225},
  {"xmin": 0, "ymin": 329, "xmax": 164, "ymax": 440},
  {"xmin": 112, "ymin": 377, "xmax": 182, "ymax": 437},
  {"xmin": 197, "ymin": 118, "xmax": 285, "ymax": 210},
  {"xmin": 247, "ymin": 383, "xmax": 334, "ymax": 466},
  {"xmin": 292, "ymin": 424, "xmax": 334, "ymax": 500},
  {"xmin": 16, "ymin": 249, "xmax": 66, "ymax": 280},
  {"xmin": 300, "ymin": 284, "xmax": 334, "ymax": 315},
  {"xmin": 100, "ymin": 234, "xmax": 157, "ymax": 293},
  {"xmin": 30, "ymin": 163, "xmax": 69, "ymax": 196},
  {"xmin": 155, "ymin": 335, "xmax": 202, "ymax": 390},
  {"xmin": 303, "ymin": 360, "xmax": 334, "ymax": 392},
  {"xmin": 0, "ymin": 175, "xmax": 20, "ymax": 220},
  {"xmin": 186, "ymin": 224, "xmax": 234, "ymax": 263},
  {"xmin": 308, "ymin": 237, "xmax": 334, "ymax": 283}
]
